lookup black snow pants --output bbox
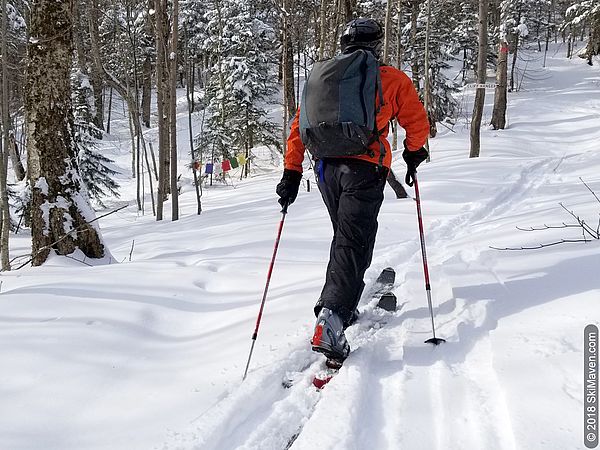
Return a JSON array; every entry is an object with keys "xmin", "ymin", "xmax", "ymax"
[{"xmin": 314, "ymin": 158, "xmax": 387, "ymax": 326}]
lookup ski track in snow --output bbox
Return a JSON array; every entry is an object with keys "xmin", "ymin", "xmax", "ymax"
[
  {"xmin": 288, "ymin": 156, "xmax": 551, "ymax": 450},
  {"xmin": 197, "ymin": 86, "xmax": 599, "ymax": 446},
  {"xmin": 178, "ymin": 150, "xmax": 565, "ymax": 450}
]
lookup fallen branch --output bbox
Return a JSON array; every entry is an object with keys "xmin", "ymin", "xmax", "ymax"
[
  {"xmin": 490, "ymin": 238, "xmax": 591, "ymax": 251},
  {"xmin": 491, "ymin": 179, "xmax": 599, "ymax": 251},
  {"xmin": 64, "ymin": 254, "xmax": 94, "ymax": 267},
  {"xmin": 5, "ymin": 204, "xmax": 129, "ymax": 271}
]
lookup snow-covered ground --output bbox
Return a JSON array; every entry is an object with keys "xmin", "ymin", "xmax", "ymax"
[{"xmin": 1, "ymin": 47, "xmax": 599, "ymax": 450}]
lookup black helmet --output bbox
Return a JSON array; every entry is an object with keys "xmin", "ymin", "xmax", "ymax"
[{"xmin": 340, "ymin": 18, "xmax": 384, "ymax": 57}]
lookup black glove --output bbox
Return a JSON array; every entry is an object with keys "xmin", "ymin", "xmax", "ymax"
[
  {"xmin": 276, "ymin": 169, "xmax": 302, "ymax": 207},
  {"xmin": 402, "ymin": 144, "xmax": 429, "ymax": 187}
]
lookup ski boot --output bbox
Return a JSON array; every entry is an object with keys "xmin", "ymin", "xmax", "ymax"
[{"xmin": 311, "ymin": 307, "xmax": 350, "ymax": 365}]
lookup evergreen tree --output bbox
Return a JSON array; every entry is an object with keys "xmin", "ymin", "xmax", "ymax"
[
  {"xmin": 450, "ymin": 0, "xmax": 480, "ymax": 82},
  {"xmin": 199, "ymin": 0, "xmax": 280, "ymax": 168},
  {"xmin": 564, "ymin": 1, "xmax": 600, "ymax": 64},
  {"xmin": 401, "ymin": 0, "xmax": 460, "ymax": 131},
  {"xmin": 499, "ymin": 0, "xmax": 536, "ymax": 91},
  {"xmin": 72, "ymin": 69, "xmax": 120, "ymax": 207}
]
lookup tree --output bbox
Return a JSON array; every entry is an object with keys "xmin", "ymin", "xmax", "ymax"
[
  {"xmin": 170, "ymin": 0, "xmax": 180, "ymax": 221},
  {"xmin": 564, "ymin": 1, "xmax": 600, "ymax": 65},
  {"xmin": 490, "ymin": 38, "xmax": 509, "ymax": 129},
  {"xmin": 155, "ymin": 0, "xmax": 170, "ymax": 219},
  {"xmin": 198, "ymin": 0, "xmax": 280, "ymax": 173},
  {"xmin": 1, "ymin": 0, "xmax": 12, "ymax": 269},
  {"xmin": 470, "ymin": 0, "xmax": 488, "ymax": 158},
  {"xmin": 72, "ymin": 69, "xmax": 120, "ymax": 207},
  {"xmin": 450, "ymin": 0, "xmax": 480, "ymax": 82},
  {"xmin": 1, "ymin": 0, "xmax": 26, "ymax": 183},
  {"xmin": 401, "ymin": 0, "xmax": 460, "ymax": 135},
  {"xmin": 26, "ymin": 0, "xmax": 106, "ymax": 266}
]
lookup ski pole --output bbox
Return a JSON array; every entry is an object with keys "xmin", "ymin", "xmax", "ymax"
[
  {"xmin": 243, "ymin": 201, "xmax": 289, "ymax": 380},
  {"xmin": 413, "ymin": 175, "xmax": 445, "ymax": 346}
]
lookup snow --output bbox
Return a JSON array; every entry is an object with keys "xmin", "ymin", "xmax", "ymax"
[
  {"xmin": 517, "ymin": 22, "xmax": 529, "ymax": 37},
  {"xmin": 35, "ymin": 177, "xmax": 49, "ymax": 195},
  {"xmin": 2, "ymin": 45, "xmax": 600, "ymax": 450}
]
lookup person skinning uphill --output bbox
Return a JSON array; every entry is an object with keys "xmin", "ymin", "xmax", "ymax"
[{"xmin": 276, "ymin": 18, "xmax": 430, "ymax": 364}]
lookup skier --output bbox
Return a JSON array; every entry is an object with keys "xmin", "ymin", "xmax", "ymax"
[{"xmin": 276, "ymin": 18, "xmax": 430, "ymax": 363}]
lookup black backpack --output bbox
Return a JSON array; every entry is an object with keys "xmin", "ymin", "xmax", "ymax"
[{"xmin": 299, "ymin": 49, "xmax": 384, "ymax": 161}]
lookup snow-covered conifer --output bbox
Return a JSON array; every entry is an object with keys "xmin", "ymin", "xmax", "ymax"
[
  {"xmin": 401, "ymin": 1, "xmax": 460, "ymax": 133},
  {"xmin": 564, "ymin": 1, "xmax": 600, "ymax": 64},
  {"xmin": 72, "ymin": 70, "xmax": 120, "ymax": 207},
  {"xmin": 198, "ymin": 0, "xmax": 280, "ymax": 167}
]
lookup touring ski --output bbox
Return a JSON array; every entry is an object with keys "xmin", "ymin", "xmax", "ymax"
[{"xmin": 312, "ymin": 267, "xmax": 398, "ymax": 389}]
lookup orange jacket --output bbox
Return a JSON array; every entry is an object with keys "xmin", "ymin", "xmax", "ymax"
[{"xmin": 285, "ymin": 65, "xmax": 430, "ymax": 172}]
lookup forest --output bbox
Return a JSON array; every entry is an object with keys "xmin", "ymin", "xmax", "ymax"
[{"xmin": 0, "ymin": 0, "xmax": 598, "ymax": 267}]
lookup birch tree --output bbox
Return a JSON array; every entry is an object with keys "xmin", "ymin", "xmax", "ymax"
[
  {"xmin": 26, "ymin": 0, "xmax": 106, "ymax": 266},
  {"xmin": 470, "ymin": 0, "xmax": 488, "ymax": 158}
]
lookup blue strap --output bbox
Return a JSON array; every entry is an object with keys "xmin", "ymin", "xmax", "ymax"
[{"xmin": 318, "ymin": 159, "xmax": 326, "ymax": 184}]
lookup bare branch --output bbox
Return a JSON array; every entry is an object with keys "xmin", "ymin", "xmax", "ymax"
[
  {"xmin": 559, "ymin": 202, "xmax": 599, "ymax": 239},
  {"xmin": 64, "ymin": 254, "xmax": 93, "ymax": 267},
  {"xmin": 490, "ymin": 238, "xmax": 591, "ymax": 251},
  {"xmin": 129, "ymin": 240, "xmax": 135, "ymax": 262},
  {"xmin": 580, "ymin": 177, "xmax": 600, "ymax": 205},
  {"xmin": 516, "ymin": 223, "xmax": 580, "ymax": 232},
  {"xmin": 494, "ymin": 193, "xmax": 600, "ymax": 251}
]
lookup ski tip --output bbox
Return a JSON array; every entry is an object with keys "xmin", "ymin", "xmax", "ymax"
[{"xmin": 376, "ymin": 292, "xmax": 397, "ymax": 312}]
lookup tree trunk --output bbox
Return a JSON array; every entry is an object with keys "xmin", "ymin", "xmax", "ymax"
[
  {"xmin": 383, "ymin": 0, "xmax": 394, "ymax": 62},
  {"xmin": 284, "ymin": 32, "xmax": 296, "ymax": 115},
  {"xmin": 170, "ymin": 0, "xmax": 179, "ymax": 221},
  {"xmin": 470, "ymin": 0, "xmax": 488, "ymax": 158},
  {"xmin": 282, "ymin": 0, "xmax": 295, "ymax": 154},
  {"xmin": 282, "ymin": 10, "xmax": 288, "ymax": 154},
  {"xmin": 330, "ymin": 0, "xmax": 344, "ymax": 56},
  {"xmin": 141, "ymin": 55, "xmax": 152, "ymax": 127},
  {"xmin": 0, "ymin": 133, "xmax": 8, "ymax": 270},
  {"xmin": 0, "ymin": 38, "xmax": 9, "ymax": 268},
  {"xmin": 185, "ymin": 28, "xmax": 202, "ymax": 215},
  {"xmin": 584, "ymin": 11, "xmax": 600, "ymax": 65},
  {"xmin": 72, "ymin": 0, "xmax": 87, "ymax": 72},
  {"xmin": 410, "ymin": 0, "xmax": 420, "ymax": 90},
  {"xmin": 396, "ymin": 7, "xmax": 404, "ymax": 69},
  {"xmin": 318, "ymin": 0, "xmax": 327, "ymax": 59},
  {"xmin": 8, "ymin": 135, "xmax": 25, "ymax": 181},
  {"xmin": 26, "ymin": 0, "xmax": 105, "ymax": 266},
  {"xmin": 343, "ymin": 0, "xmax": 355, "ymax": 21},
  {"xmin": 2, "ymin": 0, "xmax": 25, "ymax": 185},
  {"xmin": 509, "ymin": 32, "xmax": 519, "ymax": 91},
  {"xmin": 490, "ymin": 40, "xmax": 508, "ymax": 129},
  {"xmin": 423, "ymin": 0, "xmax": 436, "ymax": 140},
  {"xmin": 156, "ymin": 0, "xmax": 169, "ymax": 220},
  {"xmin": 141, "ymin": 0, "xmax": 154, "ymax": 128},
  {"xmin": 88, "ymin": 0, "xmax": 104, "ymax": 131}
]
